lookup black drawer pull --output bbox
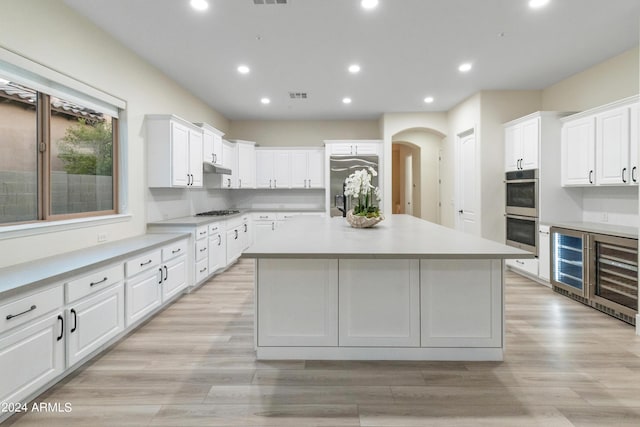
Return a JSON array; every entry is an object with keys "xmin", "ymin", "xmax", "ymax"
[
  {"xmin": 172, "ymin": 248, "xmax": 181, "ymax": 254},
  {"xmin": 200, "ymin": 267, "xmax": 207, "ymax": 273},
  {"xmin": 70, "ymin": 309, "xmax": 77, "ymax": 333},
  {"xmin": 6, "ymin": 304, "xmax": 37, "ymax": 320},
  {"xmin": 90, "ymin": 277, "xmax": 108, "ymax": 287},
  {"xmin": 57, "ymin": 315, "xmax": 64, "ymax": 341},
  {"xmin": 140, "ymin": 259, "xmax": 153, "ymax": 266}
]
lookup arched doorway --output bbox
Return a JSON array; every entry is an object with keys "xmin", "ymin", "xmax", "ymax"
[{"xmin": 392, "ymin": 128, "xmax": 444, "ymax": 223}]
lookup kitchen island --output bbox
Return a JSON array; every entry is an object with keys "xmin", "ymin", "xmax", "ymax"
[{"xmin": 243, "ymin": 214, "xmax": 532, "ymax": 361}]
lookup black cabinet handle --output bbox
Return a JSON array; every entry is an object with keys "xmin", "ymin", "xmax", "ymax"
[
  {"xmin": 589, "ymin": 170, "xmax": 594, "ymax": 184},
  {"xmin": 57, "ymin": 315, "xmax": 64, "ymax": 341},
  {"xmin": 172, "ymin": 248, "xmax": 181, "ymax": 254},
  {"xmin": 159, "ymin": 267, "xmax": 164, "ymax": 284},
  {"xmin": 6, "ymin": 304, "xmax": 37, "ymax": 320},
  {"xmin": 90, "ymin": 277, "xmax": 108, "ymax": 287},
  {"xmin": 218, "ymin": 235, "xmax": 222, "ymax": 245},
  {"xmin": 164, "ymin": 265, "xmax": 168, "ymax": 282},
  {"xmin": 234, "ymin": 230, "xmax": 238, "ymax": 240},
  {"xmin": 622, "ymin": 167, "xmax": 627, "ymax": 183},
  {"xmin": 200, "ymin": 267, "xmax": 207, "ymax": 273},
  {"xmin": 458, "ymin": 210, "xmax": 464, "ymax": 214},
  {"xmin": 140, "ymin": 259, "xmax": 153, "ymax": 266},
  {"xmin": 633, "ymin": 166, "xmax": 637, "ymax": 183},
  {"xmin": 70, "ymin": 309, "xmax": 77, "ymax": 333},
  {"xmin": 244, "ymin": 224, "xmax": 247, "ymax": 232}
]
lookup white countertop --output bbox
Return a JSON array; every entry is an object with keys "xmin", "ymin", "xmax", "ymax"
[
  {"xmin": 0, "ymin": 233, "xmax": 188, "ymax": 299},
  {"xmin": 244, "ymin": 214, "xmax": 532, "ymax": 259},
  {"xmin": 547, "ymin": 221, "xmax": 638, "ymax": 239},
  {"xmin": 147, "ymin": 209, "xmax": 325, "ymax": 227}
]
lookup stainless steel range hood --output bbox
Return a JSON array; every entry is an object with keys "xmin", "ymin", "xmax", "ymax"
[{"xmin": 203, "ymin": 161, "xmax": 232, "ymax": 175}]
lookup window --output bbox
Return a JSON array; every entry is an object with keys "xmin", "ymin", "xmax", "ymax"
[{"xmin": 0, "ymin": 76, "xmax": 118, "ymax": 225}]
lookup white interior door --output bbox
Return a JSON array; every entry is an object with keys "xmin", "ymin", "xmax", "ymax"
[
  {"xmin": 457, "ymin": 130, "xmax": 480, "ymax": 235},
  {"xmin": 404, "ymin": 153, "xmax": 413, "ymax": 215}
]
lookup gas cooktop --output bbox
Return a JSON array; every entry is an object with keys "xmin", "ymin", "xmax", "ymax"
[{"xmin": 195, "ymin": 209, "xmax": 240, "ymax": 217}]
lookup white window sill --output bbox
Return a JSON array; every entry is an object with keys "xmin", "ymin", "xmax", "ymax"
[{"xmin": 0, "ymin": 214, "xmax": 132, "ymax": 241}]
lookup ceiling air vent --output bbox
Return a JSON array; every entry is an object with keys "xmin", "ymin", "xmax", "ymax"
[
  {"xmin": 289, "ymin": 92, "xmax": 308, "ymax": 99},
  {"xmin": 253, "ymin": 0, "xmax": 288, "ymax": 5}
]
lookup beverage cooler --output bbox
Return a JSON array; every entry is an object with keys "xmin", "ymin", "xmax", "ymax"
[{"xmin": 551, "ymin": 227, "xmax": 638, "ymax": 324}]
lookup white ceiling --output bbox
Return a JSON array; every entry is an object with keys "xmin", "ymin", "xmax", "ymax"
[{"xmin": 63, "ymin": 0, "xmax": 640, "ymax": 121}]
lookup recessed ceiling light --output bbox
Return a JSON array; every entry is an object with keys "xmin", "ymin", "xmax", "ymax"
[
  {"xmin": 342, "ymin": 97, "xmax": 352, "ymax": 104},
  {"xmin": 361, "ymin": 0, "xmax": 379, "ymax": 10},
  {"xmin": 424, "ymin": 96, "xmax": 434, "ymax": 104},
  {"xmin": 348, "ymin": 64, "xmax": 361, "ymax": 74},
  {"xmin": 458, "ymin": 62, "xmax": 472, "ymax": 73},
  {"xmin": 237, "ymin": 65, "xmax": 250, "ymax": 74},
  {"xmin": 261, "ymin": 97, "xmax": 270, "ymax": 105},
  {"xmin": 190, "ymin": 0, "xmax": 209, "ymax": 11},
  {"xmin": 529, "ymin": 0, "xmax": 550, "ymax": 8}
]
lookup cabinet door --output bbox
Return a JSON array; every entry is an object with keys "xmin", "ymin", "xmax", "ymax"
[
  {"xmin": 353, "ymin": 143, "xmax": 379, "ymax": 155},
  {"xmin": 0, "ymin": 313, "xmax": 64, "ymax": 406},
  {"xmin": 258, "ymin": 259, "xmax": 338, "ymax": 347},
  {"xmin": 562, "ymin": 116, "xmax": 595, "ymax": 186},
  {"xmin": 237, "ymin": 143, "xmax": 255, "ymax": 188},
  {"xmin": 306, "ymin": 149, "xmax": 324, "ymax": 188},
  {"xmin": 339, "ymin": 259, "xmax": 420, "ymax": 347},
  {"xmin": 67, "ymin": 283, "xmax": 124, "ymax": 367},
  {"xmin": 241, "ymin": 221, "xmax": 251, "ymax": 250},
  {"xmin": 170, "ymin": 122, "xmax": 189, "ymax": 187},
  {"xmin": 125, "ymin": 269, "xmax": 162, "ymax": 327},
  {"xmin": 504, "ymin": 125, "xmax": 521, "ymax": 172},
  {"xmin": 290, "ymin": 151, "xmax": 308, "ymax": 188},
  {"xmin": 256, "ymin": 150, "xmax": 274, "ymax": 188},
  {"xmin": 189, "ymin": 129, "xmax": 203, "ymax": 187},
  {"xmin": 221, "ymin": 141, "xmax": 235, "ymax": 189},
  {"xmin": 596, "ymin": 107, "xmax": 630, "ymax": 185},
  {"xmin": 273, "ymin": 151, "xmax": 291, "ymax": 188},
  {"xmin": 631, "ymin": 104, "xmax": 639, "ymax": 185},
  {"xmin": 202, "ymin": 129, "xmax": 215, "ymax": 164},
  {"xmin": 421, "ymin": 259, "xmax": 502, "ymax": 348},
  {"xmin": 521, "ymin": 118, "xmax": 539, "ymax": 170},
  {"xmin": 209, "ymin": 233, "xmax": 226, "ymax": 273},
  {"xmin": 226, "ymin": 228, "xmax": 242, "ymax": 263},
  {"xmin": 254, "ymin": 221, "xmax": 277, "ymax": 243},
  {"xmin": 329, "ymin": 143, "xmax": 353, "ymax": 155},
  {"xmin": 538, "ymin": 226, "xmax": 551, "ymax": 282},
  {"xmin": 212, "ymin": 133, "xmax": 223, "ymax": 165},
  {"xmin": 162, "ymin": 256, "xmax": 187, "ymax": 301}
]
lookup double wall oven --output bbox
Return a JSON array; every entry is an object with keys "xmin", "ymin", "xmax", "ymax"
[{"xmin": 505, "ymin": 169, "xmax": 538, "ymax": 255}]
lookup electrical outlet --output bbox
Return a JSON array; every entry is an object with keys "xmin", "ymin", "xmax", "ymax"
[{"xmin": 97, "ymin": 233, "xmax": 108, "ymax": 242}]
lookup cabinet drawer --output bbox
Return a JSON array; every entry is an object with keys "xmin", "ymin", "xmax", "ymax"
[
  {"xmin": 277, "ymin": 212, "xmax": 301, "ymax": 221},
  {"xmin": 125, "ymin": 250, "xmax": 161, "ymax": 278},
  {"xmin": 195, "ymin": 258, "xmax": 209, "ymax": 283},
  {"xmin": 196, "ymin": 226, "xmax": 209, "ymax": 240},
  {"xmin": 0, "ymin": 285, "xmax": 63, "ymax": 334},
  {"xmin": 506, "ymin": 258, "xmax": 539, "ymax": 277},
  {"xmin": 162, "ymin": 239, "xmax": 188, "ymax": 262},
  {"xmin": 208, "ymin": 222, "xmax": 223, "ymax": 235},
  {"xmin": 254, "ymin": 213, "xmax": 276, "ymax": 221},
  {"xmin": 66, "ymin": 264, "xmax": 124, "ymax": 304},
  {"xmin": 195, "ymin": 239, "xmax": 209, "ymax": 261}
]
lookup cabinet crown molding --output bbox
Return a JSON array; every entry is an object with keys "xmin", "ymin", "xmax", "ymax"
[{"xmin": 560, "ymin": 95, "xmax": 639, "ymax": 122}]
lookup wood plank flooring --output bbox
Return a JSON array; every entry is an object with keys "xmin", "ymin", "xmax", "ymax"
[{"xmin": 5, "ymin": 259, "xmax": 640, "ymax": 426}]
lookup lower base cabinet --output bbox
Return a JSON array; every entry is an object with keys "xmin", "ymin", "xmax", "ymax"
[
  {"xmin": 0, "ymin": 313, "xmax": 65, "ymax": 404},
  {"xmin": 126, "ymin": 270, "xmax": 162, "ymax": 327},
  {"xmin": 66, "ymin": 283, "xmax": 125, "ymax": 367},
  {"xmin": 162, "ymin": 256, "xmax": 187, "ymax": 300}
]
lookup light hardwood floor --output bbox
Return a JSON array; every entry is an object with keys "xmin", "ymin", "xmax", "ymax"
[{"xmin": 5, "ymin": 259, "xmax": 640, "ymax": 426}]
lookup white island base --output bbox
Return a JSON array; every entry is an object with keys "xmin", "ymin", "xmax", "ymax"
[{"xmin": 255, "ymin": 257, "xmax": 503, "ymax": 361}]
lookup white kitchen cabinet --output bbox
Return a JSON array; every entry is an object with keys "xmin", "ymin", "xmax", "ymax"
[
  {"xmin": 596, "ymin": 106, "xmax": 630, "ymax": 185},
  {"xmin": 196, "ymin": 122, "xmax": 224, "ymax": 165},
  {"xmin": 162, "ymin": 255, "xmax": 187, "ymax": 301},
  {"xmin": 240, "ymin": 214, "xmax": 251, "ymax": 249},
  {"xmin": 234, "ymin": 140, "xmax": 256, "ymax": 189},
  {"xmin": 257, "ymin": 259, "xmax": 338, "ymax": 347},
  {"xmin": 0, "ymin": 312, "xmax": 65, "ymax": 407},
  {"xmin": 208, "ymin": 222, "xmax": 226, "ymax": 274},
  {"xmin": 562, "ymin": 115, "xmax": 596, "ymax": 186},
  {"xmin": 538, "ymin": 225, "xmax": 551, "ymax": 282},
  {"xmin": 253, "ymin": 212, "xmax": 278, "ymax": 243},
  {"xmin": 256, "ymin": 149, "xmax": 291, "ymax": 189},
  {"xmin": 505, "ymin": 258, "xmax": 539, "ymax": 277},
  {"xmin": 339, "ymin": 259, "xmax": 420, "ymax": 347},
  {"xmin": 66, "ymin": 282, "xmax": 125, "ymax": 367},
  {"xmin": 221, "ymin": 140, "xmax": 235, "ymax": 189},
  {"xmin": 421, "ymin": 259, "xmax": 502, "ymax": 348},
  {"xmin": 631, "ymin": 103, "xmax": 639, "ymax": 185},
  {"xmin": 125, "ymin": 250, "xmax": 162, "ymax": 327},
  {"xmin": 326, "ymin": 140, "xmax": 381, "ymax": 156},
  {"xmin": 146, "ymin": 115, "xmax": 204, "ymax": 188},
  {"xmin": 291, "ymin": 149, "xmax": 324, "ymax": 188},
  {"xmin": 226, "ymin": 228, "xmax": 242, "ymax": 264},
  {"xmin": 504, "ymin": 117, "xmax": 539, "ymax": 171}
]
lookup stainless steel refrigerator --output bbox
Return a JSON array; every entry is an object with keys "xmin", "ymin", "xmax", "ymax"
[{"xmin": 329, "ymin": 155, "xmax": 379, "ymax": 217}]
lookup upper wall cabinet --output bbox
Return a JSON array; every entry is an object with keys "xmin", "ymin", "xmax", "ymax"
[
  {"xmin": 561, "ymin": 96, "xmax": 638, "ymax": 187},
  {"xmin": 195, "ymin": 123, "xmax": 224, "ymax": 166},
  {"xmin": 327, "ymin": 141, "xmax": 381, "ymax": 156},
  {"xmin": 256, "ymin": 149, "xmax": 291, "ymax": 189},
  {"xmin": 505, "ymin": 117, "xmax": 539, "ymax": 171},
  {"xmin": 229, "ymin": 140, "xmax": 256, "ymax": 189},
  {"xmin": 146, "ymin": 115, "xmax": 204, "ymax": 188},
  {"xmin": 291, "ymin": 149, "xmax": 324, "ymax": 189}
]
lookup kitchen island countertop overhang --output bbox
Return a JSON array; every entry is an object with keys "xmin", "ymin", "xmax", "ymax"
[{"xmin": 244, "ymin": 215, "xmax": 531, "ymax": 362}]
